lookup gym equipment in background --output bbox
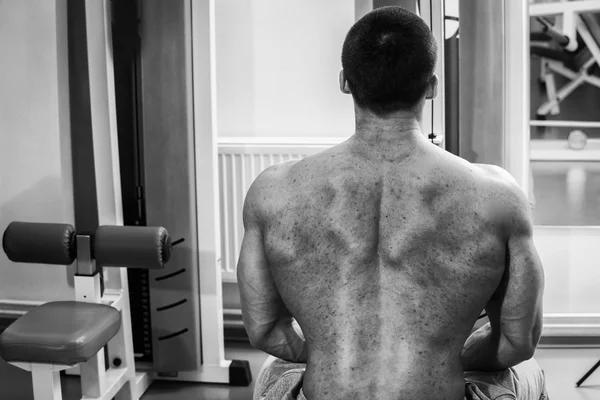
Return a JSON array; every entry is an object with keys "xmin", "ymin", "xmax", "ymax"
[
  {"xmin": 110, "ymin": 0, "xmax": 251, "ymax": 385},
  {"xmin": 0, "ymin": 0, "xmax": 250, "ymax": 397},
  {"xmin": 0, "ymin": 222, "xmax": 173, "ymax": 400},
  {"xmin": 530, "ymin": 4, "xmax": 600, "ymax": 119},
  {"xmin": 577, "ymin": 359, "xmax": 600, "ymax": 387},
  {"xmin": 444, "ymin": 13, "xmax": 459, "ymax": 156},
  {"xmin": 530, "ymin": 4, "xmax": 600, "ymax": 386}
]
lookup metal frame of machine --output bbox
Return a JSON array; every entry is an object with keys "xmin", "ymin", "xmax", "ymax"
[
  {"xmin": 72, "ymin": 0, "xmax": 249, "ymax": 389},
  {"xmin": 0, "ymin": 0, "xmax": 249, "ymax": 398},
  {"xmin": 531, "ymin": 1, "xmax": 600, "ymax": 118}
]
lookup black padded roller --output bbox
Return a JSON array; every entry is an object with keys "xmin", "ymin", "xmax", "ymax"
[
  {"xmin": 2, "ymin": 222, "xmax": 76, "ymax": 265},
  {"xmin": 94, "ymin": 226, "xmax": 171, "ymax": 269}
]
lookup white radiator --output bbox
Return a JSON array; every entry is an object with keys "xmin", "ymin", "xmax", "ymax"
[{"xmin": 217, "ymin": 138, "xmax": 341, "ymax": 282}]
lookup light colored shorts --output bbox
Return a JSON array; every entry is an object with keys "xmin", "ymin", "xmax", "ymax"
[{"xmin": 254, "ymin": 356, "xmax": 549, "ymax": 400}]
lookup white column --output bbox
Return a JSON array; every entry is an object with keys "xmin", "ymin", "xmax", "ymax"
[
  {"xmin": 504, "ymin": 0, "xmax": 531, "ymax": 196},
  {"xmin": 191, "ymin": 0, "xmax": 229, "ymax": 373},
  {"xmin": 430, "ymin": 0, "xmax": 446, "ymax": 148},
  {"xmin": 79, "ymin": 0, "xmax": 137, "ymax": 398}
]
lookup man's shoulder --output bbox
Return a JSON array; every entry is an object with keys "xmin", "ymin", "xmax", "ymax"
[
  {"xmin": 243, "ymin": 160, "xmax": 299, "ymax": 223},
  {"xmin": 474, "ymin": 163, "xmax": 515, "ymax": 181},
  {"xmin": 472, "ymin": 163, "xmax": 532, "ymax": 231},
  {"xmin": 472, "ymin": 163, "xmax": 522, "ymax": 193},
  {"xmin": 249, "ymin": 160, "xmax": 298, "ymax": 195}
]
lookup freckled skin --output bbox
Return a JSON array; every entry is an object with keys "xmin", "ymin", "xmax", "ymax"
[{"xmin": 257, "ymin": 136, "xmax": 518, "ymax": 400}]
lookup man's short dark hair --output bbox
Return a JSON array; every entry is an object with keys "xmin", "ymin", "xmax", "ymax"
[{"xmin": 341, "ymin": 6, "xmax": 438, "ymax": 115}]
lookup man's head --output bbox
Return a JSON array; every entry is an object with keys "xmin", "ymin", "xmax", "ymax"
[{"xmin": 340, "ymin": 6, "xmax": 438, "ymax": 117}]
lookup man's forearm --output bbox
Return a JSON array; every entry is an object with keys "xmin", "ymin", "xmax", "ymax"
[
  {"xmin": 255, "ymin": 318, "xmax": 308, "ymax": 363},
  {"xmin": 461, "ymin": 323, "xmax": 530, "ymax": 372}
]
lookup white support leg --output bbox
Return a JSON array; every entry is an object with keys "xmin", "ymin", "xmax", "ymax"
[
  {"xmin": 544, "ymin": 73, "xmax": 560, "ymax": 115},
  {"xmin": 563, "ymin": 10, "xmax": 578, "ymax": 52},
  {"xmin": 190, "ymin": 0, "xmax": 232, "ymax": 380},
  {"xmin": 19, "ymin": 363, "xmax": 73, "ymax": 400},
  {"xmin": 548, "ymin": 64, "xmax": 576, "ymax": 80},
  {"xmin": 577, "ymin": 15, "xmax": 600, "ymax": 68},
  {"xmin": 540, "ymin": 59, "xmax": 548, "ymax": 82},
  {"xmin": 80, "ymin": 350, "xmax": 107, "ymax": 399},
  {"xmin": 537, "ymin": 73, "xmax": 586, "ymax": 116},
  {"xmin": 133, "ymin": 371, "xmax": 153, "ymax": 400},
  {"xmin": 107, "ymin": 273, "xmax": 138, "ymax": 400},
  {"xmin": 32, "ymin": 367, "xmax": 62, "ymax": 400},
  {"xmin": 584, "ymin": 73, "xmax": 600, "ymax": 88}
]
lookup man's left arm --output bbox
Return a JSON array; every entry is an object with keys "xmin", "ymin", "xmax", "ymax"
[{"xmin": 237, "ymin": 175, "xmax": 307, "ymax": 363}]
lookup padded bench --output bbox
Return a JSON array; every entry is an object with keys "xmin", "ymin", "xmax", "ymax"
[
  {"xmin": 1, "ymin": 222, "xmax": 172, "ymax": 400},
  {"xmin": 0, "ymin": 301, "xmax": 121, "ymax": 400}
]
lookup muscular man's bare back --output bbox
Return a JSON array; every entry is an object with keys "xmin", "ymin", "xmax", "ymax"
[{"xmin": 241, "ymin": 132, "xmax": 536, "ymax": 400}]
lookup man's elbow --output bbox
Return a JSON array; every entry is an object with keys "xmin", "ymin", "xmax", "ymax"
[
  {"xmin": 248, "ymin": 333, "xmax": 269, "ymax": 352},
  {"xmin": 495, "ymin": 338, "xmax": 534, "ymax": 369},
  {"xmin": 245, "ymin": 324, "xmax": 274, "ymax": 352},
  {"xmin": 501, "ymin": 326, "xmax": 542, "ymax": 365},
  {"xmin": 524, "ymin": 320, "xmax": 543, "ymax": 357},
  {"xmin": 511, "ymin": 342, "xmax": 536, "ymax": 363}
]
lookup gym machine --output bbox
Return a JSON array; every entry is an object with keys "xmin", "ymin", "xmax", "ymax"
[
  {"xmin": 530, "ymin": 1, "xmax": 600, "ymax": 120},
  {"xmin": 1, "ymin": 223, "xmax": 174, "ymax": 400},
  {"xmin": 0, "ymin": 0, "xmax": 250, "ymax": 398},
  {"xmin": 109, "ymin": 0, "xmax": 250, "ymax": 386}
]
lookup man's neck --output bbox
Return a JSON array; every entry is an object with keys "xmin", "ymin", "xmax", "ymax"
[{"xmin": 352, "ymin": 109, "xmax": 426, "ymax": 160}]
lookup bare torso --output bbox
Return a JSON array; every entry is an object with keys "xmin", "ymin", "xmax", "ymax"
[{"xmin": 258, "ymin": 135, "xmax": 513, "ymax": 400}]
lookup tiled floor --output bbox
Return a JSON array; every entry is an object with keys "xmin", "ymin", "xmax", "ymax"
[{"xmin": 2, "ymin": 344, "xmax": 600, "ymax": 399}]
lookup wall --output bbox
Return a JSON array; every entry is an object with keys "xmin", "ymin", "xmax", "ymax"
[
  {"xmin": 214, "ymin": 0, "xmax": 355, "ymax": 138},
  {"xmin": 0, "ymin": 0, "xmax": 75, "ymax": 302}
]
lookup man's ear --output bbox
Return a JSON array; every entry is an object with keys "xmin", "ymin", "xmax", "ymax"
[
  {"xmin": 425, "ymin": 74, "xmax": 438, "ymax": 100},
  {"xmin": 339, "ymin": 70, "xmax": 351, "ymax": 94}
]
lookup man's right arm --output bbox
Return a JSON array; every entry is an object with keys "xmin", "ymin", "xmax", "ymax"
[{"xmin": 461, "ymin": 173, "xmax": 545, "ymax": 372}]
